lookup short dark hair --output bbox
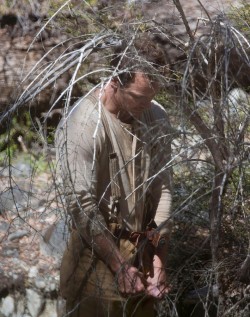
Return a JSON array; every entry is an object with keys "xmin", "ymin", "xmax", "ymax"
[{"xmin": 110, "ymin": 33, "xmax": 169, "ymax": 86}]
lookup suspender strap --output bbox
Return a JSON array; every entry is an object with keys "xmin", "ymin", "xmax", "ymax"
[{"xmin": 101, "ymin": 107, "xmax": 121, "ymax": 214}]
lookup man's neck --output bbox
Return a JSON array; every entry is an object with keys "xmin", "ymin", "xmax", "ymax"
[
  {"xmin": 116, "ymin": 110, "xmax": 134, "ymax": 124},
  {"xmin": 95, "ymin": 87, "xmax": 134, "ymax": 124}
]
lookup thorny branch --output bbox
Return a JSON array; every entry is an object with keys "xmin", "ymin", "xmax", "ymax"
[{"xmin": 0, "ymin": 33, "xmax": 121, "ymax": 125}]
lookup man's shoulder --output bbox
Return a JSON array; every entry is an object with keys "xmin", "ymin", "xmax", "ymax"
[
  {"xmin": 150, "ymin": 100, "xmax": 167, "ymax": 118},
  {"xmin": 143, "ymin": 100, "xmax": 168, "ymax": 125},
  {"xmin": 142, "ymin": 100, "xmax": 172, "ymax": 135},
  {"xmin": 56, "ymin": 94, "xmax": 101, "ymax": 135},
  {"xmin": 68, "ymin": 94, "xmax": 99, "ymax": 121}
]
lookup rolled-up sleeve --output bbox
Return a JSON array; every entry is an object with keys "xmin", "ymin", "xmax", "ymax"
[{"xmin": 148, "ymin": 106, "xmax": 173, "ymax": 235}]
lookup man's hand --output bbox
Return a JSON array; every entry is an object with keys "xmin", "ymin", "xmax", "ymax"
[
  {"xmin": 146, "ymin": 255, "xmax": 171, "ymax": 298},
  {"xmin": 116, "ymin": 264, "xmax": 146, "ymax": 295},
  {"xmin": 83, "ymin": 232, "xmax": 145, "ymax": 296}
]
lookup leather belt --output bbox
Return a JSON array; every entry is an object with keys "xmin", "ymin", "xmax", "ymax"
[{"xmin": 109, "ymin": 223, "xmax": 162, "ymax": 248}]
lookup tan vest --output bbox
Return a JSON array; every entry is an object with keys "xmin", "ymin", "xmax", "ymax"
[{"xmin": 57, "ymin": 94, "xmax": 172, "ymax": 301}]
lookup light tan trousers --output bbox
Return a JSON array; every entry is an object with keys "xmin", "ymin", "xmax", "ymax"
[
  {"xmin": 66, "ymin": 295, "xmax": 156, "ymax": 317},
  {"xmin": 60, "ymin": 231, "xmax": 156, "ymax": 317}
]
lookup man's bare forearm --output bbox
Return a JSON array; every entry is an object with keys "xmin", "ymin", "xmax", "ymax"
[{"xmin": 82, "ymin": 230, "xmax": 125, "ymax": 273}]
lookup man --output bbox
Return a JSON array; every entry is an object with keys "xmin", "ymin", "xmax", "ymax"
[{"xmin": 56, "ymin": 34, "xmax": 173, "ymax": 317}]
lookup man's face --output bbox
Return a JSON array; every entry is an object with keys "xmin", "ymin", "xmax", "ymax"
[{"xmin": 115, "ymin": 72, "xmax": 158, "ymax": 119}]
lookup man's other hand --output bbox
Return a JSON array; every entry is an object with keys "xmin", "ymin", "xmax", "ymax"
[
  {"xmin": 117, "ymin": 265, "xmax": 145, "ymax": 295},
  {"xmin": 146, "ymin": 255, "xmax": 171, "ymax": 298}
]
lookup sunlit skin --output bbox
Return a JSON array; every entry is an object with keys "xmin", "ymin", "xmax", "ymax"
[
  {"xmin": 93, "ymin": 72, "xmax": 170, "ymax": 298},
  {"xmin": 100, "ymin": 72, "xmax": 159, "ymax": 123}
]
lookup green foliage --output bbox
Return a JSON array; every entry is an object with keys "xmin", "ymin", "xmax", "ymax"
[
  {"xmin": 0, "ymin": 0, "xmax": 48, "ymax": 15},
  {"xmin": 18, "ymin": 153, "xmax": 53, "ymax": 174},
  {"xmin": 0, "ymin": 0, "xmax": 17, "ymax": 13},
  {"xmin": 228, "ymin": 2, "xmax": 250, "ymax": 35},
  {"xmin": 0, "ymin": 111, "xmax": 54, "ymax": 166},
  {"xmin": 0, "ymin": 148, "xmax": 52, "ymax": 175},
  {"xmin": 173, "ymin": 164, "xmax": 212, "ymax": 224},
  {"xmin": 0, "ymin": 135, "xmax": 18, "ymax": 165},
  {"xmin": 46, "ymin": 0, "xmax": 149, "ymax": 39},
  {"xmin": 226, "ymin": 163, "xmax": 250, "ymax": 215},
  {"xmin": 47, "ymin": 1, "xmax": 107, "ymax": 37}
]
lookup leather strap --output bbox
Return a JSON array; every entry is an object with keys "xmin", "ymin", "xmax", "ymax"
[{"xmin": 101, "ymin": 106, "xmax": 121, "ymax": 218}]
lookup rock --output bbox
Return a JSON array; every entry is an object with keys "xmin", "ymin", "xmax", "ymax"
[
  {"xmin": 0, "ymin": 296, "xmax": 15, "ymax": 317},
  {"xmin": 28, "ymin": 267, "xmax": 39, "ymax": 279},
  {"xmin": 11, "ymin": 258, "xmax": 30, "ymax": 272},
  {"xmin": 0, "ymin": 186, "xmax": 28, "ymax": 214},
  {"xmin": 39, "ymin": 300, "xmax": 57, "ymax": 317},
  {"xmin": 44, "ymin": 276, "xmax": 59, "ymax": 293},
  {"xmin": 228, "ymin": 88, "xmax": 250, "ymax": 110},
  {"xmin": 14, "ymin": 297, "xmax": 25, "ymax": 317},
  {"xmin": 3, "ymin": 249, "xmax": 19, "ymax": 258},
  {"xmin": 40, "ymin": 219, "xmax": 69, "ymax": 261},
  {"xmin": 26, "ymin": 289, "xmax": 44, "ymax": 317},
  {"xmin": 49, "ymin": 283, "xmax": 56, "ymax": 292},
  {"xmin": 57, "ymin": 297, "xmax": 66, "ymax": 317},
  {"xmin": 35, "ymin": 278, "xmax": 46, "ymax": 290},
  {"xmin": 8, "ymin": 230, "xmax": 29, "ymax": 241},
  {"xmin": 11, "ymin": 162, "xmax": 32, "ymax": 178},
  {"xmin": 0, "ymin": 221, "xmax": 10, "ymax": 233}
]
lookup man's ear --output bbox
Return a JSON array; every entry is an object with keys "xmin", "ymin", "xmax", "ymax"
[{"xmin": 110, "ymin": 77, "xmax": 120, "ymax": 90}]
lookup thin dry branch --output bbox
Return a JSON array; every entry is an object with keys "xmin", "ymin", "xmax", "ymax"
[
  {"xmin": 173, "ymin": 0, "xmax": 195, "ymax": 43},
  {"xmin": 0, "ymin": 33, "xmax": 121, "ymax": 125}
]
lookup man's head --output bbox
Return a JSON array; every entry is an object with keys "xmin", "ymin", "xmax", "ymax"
[
  {"xmin": 110, "ymin": 71, "xmax": 158, "ymax": 120},
  {"xmin": 102, "ymin": 33, "xmax": 168, "ymax": 122}
]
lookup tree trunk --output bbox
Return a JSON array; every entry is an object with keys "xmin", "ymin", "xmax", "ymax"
[{"xmin": 210, "ymin": 170, "xmax": 228, "ymax": 316}]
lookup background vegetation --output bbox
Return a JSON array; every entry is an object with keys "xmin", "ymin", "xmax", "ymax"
[{"xmin": 0, "ymin": 1, "xmax": 250, "ymax": 316}]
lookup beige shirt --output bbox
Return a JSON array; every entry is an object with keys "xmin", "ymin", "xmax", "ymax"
[{"xmin": 56, "ymin": 94, "xmax": 173, "ymax": 236}]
